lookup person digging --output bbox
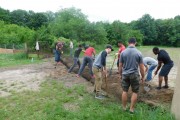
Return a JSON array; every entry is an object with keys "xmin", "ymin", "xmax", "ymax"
[
  {"xmin": 93, "ymin": 45, "xmax": 114, "ymax": 99},
  {"xmin": 68, "ymin": 44, "xmax": 85, "ymax": 73},
  {"xmin": 153, "ymin": 47, "xmax": 174, "ymax": 90},
  {"xmin": 143, "ymin": 57, "xmax": 158, "ymax": 91}
]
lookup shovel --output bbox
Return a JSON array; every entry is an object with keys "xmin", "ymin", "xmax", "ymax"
[
  {"xmin": 109, "ymin": 55, "xmax": 116, "ymax": 76},
  {"xmin": 143, "ymin": 75, "xmax": 156, "ymax": 92}
]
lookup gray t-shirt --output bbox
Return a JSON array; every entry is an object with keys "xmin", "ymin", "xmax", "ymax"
[
  {"xmin": 143, "ymin": 57, "xmax": 158, "ymax": 66},
  {"xmin": 120, "ymin": 46, "xmax": 143, "ymax": 75},
  {"xmin": 93, "ymin": 51, "xmax": 107, "ymax": 68}
]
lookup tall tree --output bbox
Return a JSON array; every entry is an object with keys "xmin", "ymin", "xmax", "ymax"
[
  {"xmin": 133, "ymin": 14, "xmax": 157, "ymax": 45},
  {"xmin": 0, "ymin": 7, "xmax": 10, "ymax": 23},
  {"xmin": 10, "ymin": 9, "xmax": 29, "ymax": 27}
]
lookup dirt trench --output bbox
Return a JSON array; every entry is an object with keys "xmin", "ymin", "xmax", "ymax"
[
  {"xmin": 0, "ymin": 56, "xmax": 174, "ymax": 107},
  {"xmin": 62, "ymin": 57, "xmax": 174, "ymax": 106}
]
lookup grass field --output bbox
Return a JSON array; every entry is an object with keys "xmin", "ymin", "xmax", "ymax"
[
  {"xmin": 0, "ymin": 80, "xmax": 175, "ymax": 120},
  {"xmin": 0, "ymin": 53, "xmax": 41, "ymax": 67},
  {"xmin": 0, "ymin": 46, "xmax": 179, "ymax": 120}
]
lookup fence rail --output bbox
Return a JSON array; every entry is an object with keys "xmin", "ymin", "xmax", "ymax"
[{"xmin": 0, "ymin": 44, "xmax": 25, "ymax": 49}]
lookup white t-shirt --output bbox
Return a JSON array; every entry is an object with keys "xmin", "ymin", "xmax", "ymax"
[
  {"xmin": 70, "ymin": 41, "xmax": 73, "ymax": 48},
  {"xmin": 143, "ymin": 57, "xmax": 158, "ymax": 66}
]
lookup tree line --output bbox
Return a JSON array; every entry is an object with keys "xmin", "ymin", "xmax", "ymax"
[{"xmin": 0, "ymin": 7, "xmax": 179, "ymax": 49}]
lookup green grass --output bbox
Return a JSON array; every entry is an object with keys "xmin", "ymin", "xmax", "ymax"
[
  {"xmin": 0, "ymin": 53, "xmax": 41, "ymax": 67},
  {"xmin": 0, "ymin": 80, "xmax": 175, "ymax": 120}
]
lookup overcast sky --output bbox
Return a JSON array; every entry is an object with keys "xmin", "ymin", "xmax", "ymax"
[{"xmin": 0, "ymin": 0, "xmax": 179, "ymax": 23}]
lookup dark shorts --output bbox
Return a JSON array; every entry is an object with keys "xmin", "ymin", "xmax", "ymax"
[
  {"xmin": 159, "ymin": 63, "xmax": 174, "ymax": 77},
  {"xmin": 121, "ymin": 73, "xmax": 140, "ymax": 93}
]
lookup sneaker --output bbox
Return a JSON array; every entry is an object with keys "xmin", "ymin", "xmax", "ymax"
[
  {"xmin": 162, "ymin": 85, "xmax": 169, "ymax": 89},
  {"xmin": 156, "ymin": 86, "xmax": 161, "ymax": 90},
  {"xmin": 95, "ymin": 94, "xmax": 105, "ymax": 100},
  {"xmin": 57, "ymin": 62, "xmax": 62, "ymax": 65},
  {"xmin": 76, "ymin": 74, "xmax": 80, "ymax": 78}
]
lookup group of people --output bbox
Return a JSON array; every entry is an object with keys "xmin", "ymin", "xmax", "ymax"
[
  {"xmin": 55, "ymin": 37, "xmax": 174, "ymax": 114},
  {"xmin": 117, "ymin": 38, "xmax": 173, "ymax": 113}
]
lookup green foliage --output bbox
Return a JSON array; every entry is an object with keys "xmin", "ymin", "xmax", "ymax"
[
  {"xmin": 49, "ymin": 7, "xmax": 108, "ymax": 45},
  {"xmin": 0, "ymin": 6, "xmax": 179, "ymax": 47},
  {"xmin": 0, "ymin": 80, "xmax": 175, "ymax": 120},
  {"xmin": 132, "ymin": 14, "xmax": 157, "ymax": 45},
  {"xmin": 0, "ymin": 7, "xmax": 10, "ymax": 23},
  {"xmin": 0, "ymin": 20, "xmax": 35, "ymax": 44}
]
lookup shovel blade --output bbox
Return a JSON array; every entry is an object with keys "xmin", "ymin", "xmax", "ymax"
[{"xmin": 144, "ymin": 86, "xmax": 150, "ymax": 92}]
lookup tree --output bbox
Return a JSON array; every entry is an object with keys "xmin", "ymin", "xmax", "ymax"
[
  {"xmin": 0, "ymin": 20, "xmax": 35, "ymax": 45},
  {"xmin": 0, "ymin": 7, "xmax": 10, "ymax": 23},
  {"xmin": 10, "ymin": 9, "xmax": 29, "ymax": 27},
  {"xmin": 155, "ymin": 19, "xmax": 176, "ymax": 46},
  {"xmin": 133, "ymin": 14, "xmax": 157, "ymax": 45},
  {"xmin": 29, "ymin": 12, "xmax": 48, "ymax": 30}
]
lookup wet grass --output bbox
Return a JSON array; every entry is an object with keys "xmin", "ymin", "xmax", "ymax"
[{"xmin": 0, "ymin": 80, "xmax": 175, "ymax": 120}]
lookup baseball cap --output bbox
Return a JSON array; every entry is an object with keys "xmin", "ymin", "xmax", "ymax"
[
  {"xmin": 106, "ymin": 45, "xmax": 114, "ymax": 51},
  {"xmin": 128, "ymin": 37, "xmax": 136, "ymax": 44}
]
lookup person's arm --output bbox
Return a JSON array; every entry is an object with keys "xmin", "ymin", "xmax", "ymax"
[
  {"xmin": 154, "ymin": 61, "xmax": 162, "ymax": 75},
  {"xmin": 101, "ymin": 51, "xmax": 107, "ymax": 76},
  {"xmin": 119, "ymin": 62, "xmax": 123, "ymax": 79},
  {"xmin": 93, "ymin": 49, "xmax": 96, "ymax": 57},
  {"xmin": 144, "ymin": 65, "xmax": 148, "ymax": 74},
  {"xmin": 139, "ymin": 63, "xmax": 145, "ymax": 83}
]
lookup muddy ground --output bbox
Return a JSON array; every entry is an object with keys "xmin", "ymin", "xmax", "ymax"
[{"xmin": 0, "ymin": 57, "xmax": 174, "ymax": 107}]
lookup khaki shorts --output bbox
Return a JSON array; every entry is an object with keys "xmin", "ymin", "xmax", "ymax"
[{"xmin": 121, "ymin": 73, "xmax": 140, "ymax": 93}]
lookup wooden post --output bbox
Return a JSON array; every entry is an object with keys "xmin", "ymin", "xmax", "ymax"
[{"xmin": 171, "ymin": 56, "xmax": 180, "ymax": 120}]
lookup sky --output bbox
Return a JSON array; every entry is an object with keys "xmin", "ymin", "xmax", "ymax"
[{"xmin": 0, "ymin": 0, "xmax": 179, "ymax": 23}]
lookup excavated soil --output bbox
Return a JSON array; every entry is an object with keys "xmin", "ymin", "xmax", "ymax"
[
  {"xmin": 0, "ymin": 57, "xmax": 174, "ymax": 106},
  {"xmin": 63, "ymin": 57, "xmax": 174, "ymax": 106}
]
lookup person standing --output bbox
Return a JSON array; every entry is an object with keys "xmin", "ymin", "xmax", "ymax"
[
  {"xmin": 152, "ymin": 47, "xmax": 174, "ymax": 90},
  {"xmin": 70, "ymin": 40, "xmax": 73, "ymax": 57},
  {"xmin": 68, "ymin": 44, "xmax": 85, "ymax": 73},
  {"xmin": 54, "ymin": 41, "xmax": 63, "ymax": 68},
  {"xmin": 76, "ymin": 45, "xmax": 96, "ymax": 78},
  {"xmin": 119, "ymin": 38, "xmax": 145, "ymax": 113},
  {"xmin": 143, "ymin": 57, "xmax": 158, "ymax": 81},
  {"xmin": 116, "ymin": 41, "xmax": 126, "ymax": 73},
  {"xmin": 93, "ymin": 45, "xmax": 114, "ymax": 99}
]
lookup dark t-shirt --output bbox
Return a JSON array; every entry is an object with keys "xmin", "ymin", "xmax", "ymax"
[
  {"xmin": 157, "ymin": 50, "xmax": 173, "ymax": 64},
  {"xmin": 74, "ymin": 48, "xmax": 82, "ymax": 58},
  {"xmin": 101, "ymin": 51, "xmax": 107, "ymax": 67}
]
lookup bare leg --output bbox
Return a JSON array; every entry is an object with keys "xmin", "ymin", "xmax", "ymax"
[
  {"xmin": 164, "ymin": 76, "xmax": 168, "ymax": 86},
  {"xmin": 130, "ymin": 92, "xmax": 138, "ymax": 112},
  {"xmin": 158, "ymin": 76, "xmax": 163, "ymax": 87},
  {"xmin": 122, "ymin": 91, "xmax": 128, "ymax": 110}
]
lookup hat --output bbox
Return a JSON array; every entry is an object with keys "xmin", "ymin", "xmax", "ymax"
[
  {"xmin": 106, "ymin": 45, "xmax": 114, "ymax": 51},
  {"xmin": 128, "ymin": 38, "xmax": 136, "ymax": 44}
]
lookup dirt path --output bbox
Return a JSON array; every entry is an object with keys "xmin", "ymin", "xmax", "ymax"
[{"xmin": 0, "ymin": 58, "xmax": 93, "ymax": 97}]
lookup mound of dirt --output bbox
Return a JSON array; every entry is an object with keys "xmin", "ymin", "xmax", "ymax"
[{"xmin": 62, "ymin": 57, "xmax": 174, "ymax": 106}]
